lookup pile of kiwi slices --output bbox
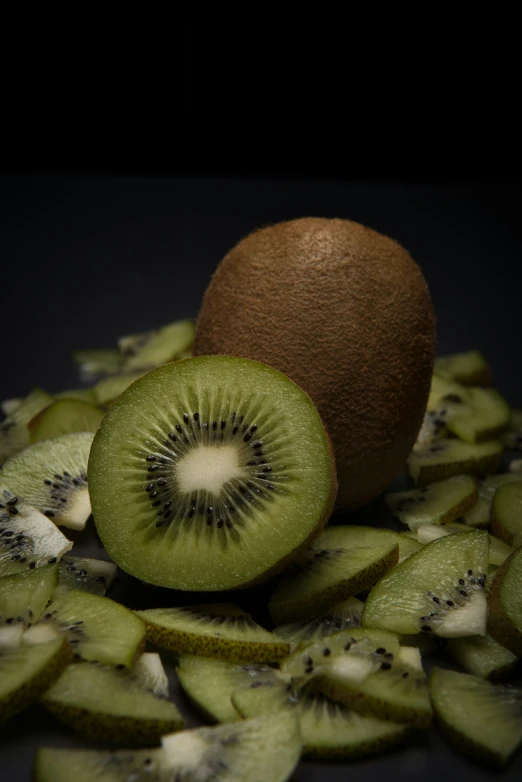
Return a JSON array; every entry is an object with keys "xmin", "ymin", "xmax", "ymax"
[{"xmin": 1, "ymin": 334, "xmax": 521, "ymax": 781}]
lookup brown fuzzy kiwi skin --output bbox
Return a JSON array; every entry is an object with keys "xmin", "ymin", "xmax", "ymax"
[
  {"xmin": 194, "ymin": 217, "xmax": 436, "ymax": 511},
  {"xmin": 487, "ymin": 551, "xmax": 522, "ymax": 656},
  {"xmin": 0, "ymin": 639, "xmax": 72, "ymax": 723}
]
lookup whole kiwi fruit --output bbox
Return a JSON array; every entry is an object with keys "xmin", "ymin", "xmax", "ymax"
[{"xmin": 195, "ymin": 217, "xmax": 436, "ymax": 510}]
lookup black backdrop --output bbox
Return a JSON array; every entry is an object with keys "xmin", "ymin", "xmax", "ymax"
[{"xmin": 1, "ymin": 175, "xmax": 521, "ymax": 781}]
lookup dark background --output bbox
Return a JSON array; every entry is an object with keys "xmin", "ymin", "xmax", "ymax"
[{"xmin": 1, "ymin": 175, "xmax": 521, "ymax": 780}]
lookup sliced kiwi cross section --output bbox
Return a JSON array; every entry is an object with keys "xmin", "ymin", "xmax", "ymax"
[
  {"xmin": 137, "ymin": 603, "xmax": 290, "ymax": 662},
  {"xmin": 487, "ymin": 547, "xmax": 522, "ymax": 656},
  {"xmin": 363, "ymin": 530, "xmax": 490, "ymax": 637},
  {"xmin": 385, "ymin": 474, "xmax": 478, "ymax": 531},
  {"xmin": 89, "ymin": 357, "xmax": 336, "ymax": 591},
  {"xmin": 490, "ymin": 479, "xmax": 522, "ymax": 546},
  {"xmin": 54, "ymin": 556, "xmax": 117, "ymax": 598},
  {"xmin": 415, "ymin": 522, "xmax": 513, "ymax": 568},
  {"xmin": 273, "ymin": 596, "xmax": 364, "ymax": 646},
  {"xmin": 407, "ymin": 439, "xmax": 502, "ymax": 486},
  {"xmin": 268, "ymin": 526, "xmax": 400, "ymax": 625},
  {"xmin": 0, "ymin": 564, "xmax": 58, "ymax": 627}
]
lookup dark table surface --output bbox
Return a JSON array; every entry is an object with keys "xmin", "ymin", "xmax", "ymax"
[{"xmin": 1, "ymin": 175, "xmax": 521, "ymax": 781}]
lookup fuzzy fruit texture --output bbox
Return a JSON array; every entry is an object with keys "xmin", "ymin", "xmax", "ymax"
[{"xmin": 195, "ymin": 217, "xmax": 436, "ymax": 510}]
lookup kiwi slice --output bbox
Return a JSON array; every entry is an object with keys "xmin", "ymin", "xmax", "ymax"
[
  {"xmin": 449, "ymin": 388, "xmax": 510, "ymax": 444},
  {"xmin": 54, "ymin": 388, "xmax": 98, "ymax": 404},
  {"xmin": 0, "ymin": 486, "xmax": 72, "ymax": 577},
  {"xmin": 0, "ymin": 633, "xmax": 71, "ymax": 722},
  {"xmin": 415, "ymin": 522, "xmax": 513, "ymax": 567},
  {"xmin": 54, "ymin": 556, "xmax": 117, "ymax": 597},
  {"xmin": 503, "ymin": 409, "xmax": 522, "ymax": 450},
  {"xmin": 491, "ymin": 479, "xmax": 522, "ymax": 546},
  {"xmin": 407, "ymin": 439, "xmax": 502, "ymax": 486},
  {"xmin": 34, "ymin": 713, "xmax": 302, "ymax": 782},
  {"xmin": 443, "ymin": 634, "xmax": 518, "ymax": 680},
  {"xmin": 488, "ymin": 547, "xmax": 522, "ymax": 656},
  {"xmin": 41, "ymin": 654, "xmax": 184, "ymax": 743},
  {"xmin": 93, "ymin": 372, "xmax": 144, "ymax": 407},
  {"xmin": 176, "ymin": 654, "xmax": 283, "ymax": 723},
  {"xmin": 462, "ymin": 472, "xmax": 522, "ymax": 528},
  {"xmin": 232, "ymin": 684, "xmax": 411, "ymax": 759},
  {"xmin": 363, "ymin": 529, "xmax": 490, "ymax": 637},
  {"xmin": 137, "ymin": 603, "xmax": 290, "ymax": 662},
  {"xmin": 39, "ymin": 590, "xmax": 145, "ymax": 667},
  {"xmin": 430, "ymin": 667, "xmax": 522, "ymax": 767},
  {"xmin": 0, "ymin": 387, "xmax": 54, "ymax": 465},
  {"xmin": 385, "ymin": 474, "xmax": 478, "ymax": 531},
  {"xmin": 1, "ymin": 432, "xmax": 93, "ymax": 530},
  {"xmin": 119, "ymin": 319, "xmax": 196, "ymax": 371},
  {"xmin": 0, "ymin": 565, "xmax": 58, "ymax": 627},
  {"xmin": 434, "ymin": 350, "xmax": 492, "ymax": 386},
  {"xmin": 268, "ymin": 526, "xmax": 400, "ymax": 625},
  {"xmin": 89, "ymin": 356, "xmax": 336, "ymax": 591},
  {"xmin": 29, "ymin": 399, "xmax": 104, "ymax": 443},
  {"xmin": 72, "ymin": 348, "xmax": 123, "ymax": 381},
  {"xmin": 273, "ymin": 596, "xmax": 364, "ymax": 645}
]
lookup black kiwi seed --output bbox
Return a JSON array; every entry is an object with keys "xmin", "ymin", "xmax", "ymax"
[{"xmin": 380, "ymin": 662, "xmax": 392, "ymax": 671}]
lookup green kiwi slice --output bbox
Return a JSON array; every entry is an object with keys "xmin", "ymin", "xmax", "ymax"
[
  {"xmin": 119, "ymin": 319, "xmax": 196, "ymax": 371},
  {"xmin": 72, "ymin": 348, "xmax": 123, "ymax": 381},
  {"xmin": 434, "ymin": 350, "xmax": 492, "ymax": 386},
  {"xmin": 29, "ymin": 399, "xmax": 104, "ymax": 443},
  {"xmin": 54, "ymin": 388, "xmax": 98, "ymax": 404},
  {"xmin": 232, "ymin": 684, "xmax": 411, "ymax": 759},
  {"xmin": 1, "ymin": 432, "xmax": 93, "ymax": 530},
  {"xmin": 448, "ymin": 388, "xmax": 510, "ymax": 444},
  {"xmin": 0, "ymin": 634, "xmax": 71, "ymax": 723},
  {"xmin": 38, "ymin": 590, "xmax": 145, "ymax": 667},
  {"xmin": 488, "ymin": 548, "xmax": 522, "ymax": 656},
  {"xmin": 89, "ymin": 356, "xmax": 336, "ymax": 591},
  {"xmin": 0, "ymin": 486, "xmax": 72, "ymax": 577},
  {"xmin": 430, "ymin": 667, "xmax": 522, "ymax": 767},
  {"xmin": 54, "ymin": 556, "xmax": 117, "ymax": 597},
  {"xmin": 443, "ymin": 634, "xmax": 518, "ymax": 680},
  {"xmin": 41, "ymin": 653, "xmax": 184, "ymax": 744},
  {"xmin": 0, "ymin": 565, "xmax": 58, "ymax": 628},
  {"xmin": 176, "ymin": 654, "xmax": 283, "ymax": 723},
  {"xmin": 385, "ymin": 474, "xmax": 478, "ymax": 531},
  {"xmin": 462, "ymin": 472, "xmax": 522, "ymax": 528},
  {"xmin": 491, "ymin": 479, "xmax": 522, "ymax": 546},
  {"xmin": 363, "ymin": 530, "xmax": 490, "ymax": 637},
  {"xmin": 137, "ymin": 604, "xmax": 290, "ymax": 662},
  {"xmin": 273, "ymin": 596, "xmax": 364, "ymax": 645},
  {"xmin": 34, "ymin": 713, "xmax": 302, "ymax": 782},
  {"xmin": 268, "ymin": 526, "xmax": 400, "ymax": 625},
  {"xmin": 0, "ymin": 387, "xmax": 54, "ymax": 465},
  {"xmin": 415, "ymin": 522, "xmax": 513, "ymax": 567},
  {"xmin": 407, "ymin": 439, "xmax": 502, "ymax": 486},
  {"xmin": 93, "ymin": 372, "xmax": 144, "ymax": 407}
]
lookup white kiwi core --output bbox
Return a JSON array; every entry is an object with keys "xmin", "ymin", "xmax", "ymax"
[{"xmin": 176, "ymin": 445, "xmax": 246, "ymax": 495}]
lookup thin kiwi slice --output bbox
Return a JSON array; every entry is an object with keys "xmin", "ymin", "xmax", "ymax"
[
  {"xmin": 38, "ymin": 590, "xmax": 145, "ymax": 667},
  {"xmin": 363, "ymin": 530, "xmax": 490, "ymax": 637},
  {"xmin": 93, "ymin": 372, "xmax": 144, "ymax": 407},
  {"xmin": 41, "ymin": 654, "xmax": 184, "ymax": 744},
  {"xmin": 1, "ymin": 432, "xmax": 93, "ymax": 530},
  {"xmin": 29, "ymin": 399, "xmax": 104, "ymax": 443},
  {"xmin": 0, "ymin": 565, "xmax": 58, "ymax": 628},
  {"xmin": 0, "ymin": 387, "xmax": 54, "ymax": 465},
  {"xmin": 232, "ymin": 684, "xmax": 411, "ymax": 759},
  {"xmin": 137, "ymin": 604, "xmax": 290, "ymax": 662},
  {"xmin": 408, "ymin": 439, "xmax": 502, "ymax": 486},
  {"xmin": 449, "ymin": 388, "xmax": 510, "ymax": 444},
  {"xmin": 0, "ymin": 486, "xmax": 72, "ymax": 577},
  {"xmin": 273, "ymin": 596, "xmax": 364, "ymax": 645},
  {"xmin": 462, "ymin": 472, "xmax": 522, "ymax": 528},
  {"xmin": 72, "ymin": 348, "xmax": 123, "ymax": 381},
  {"xmin": 34, "ymin": 713, "xmax": 302, "ymax": 782},
  {"xmin": 491, "ymin": 479, "xmax": 522, "ymax": 546},
  {"xmin": 119, "ymin": 319, "xmax": 196, "ymax": 372},
  {"xmin": 434, "ymin": 350, "xmax": 492, "ymax": 386},
  {"xmin": 415, "ymin": 522, "xmax": 513, "ymax": 567},
  {"xmin": 268, "ymin": 526, "xmax": 400, "ymax": 625},
  {"xmin": 176, "ymin": 654, "xmax": 283, "ymax": 723},
  {"xmin": 385, "ymin": 474, "xmax": 478, "ymax": 531},
  {"xmin": 89, "ymin": 356, "xmax": 336, "ymax": 591},
  {"xmin": 54, "ymin": 556, "xmax": 117, "ymax": 597},
  {"xmin": 430, "ymin": 667, "xmax": 522, "ymax": 767},
  {"xmin": 443, "ymin": 634, "xmax": 518, "ymax": 680},
  {"xmin": 488, "ymin": 547, "xmax": 522, "ymax": 656}
]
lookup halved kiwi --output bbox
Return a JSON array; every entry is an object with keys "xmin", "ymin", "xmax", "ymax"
[
  {"xmin": 1, "ymin": 433, "xmax": 93, "ymax": 530},
  {"xmin": 487, "ymin": 548, "xmax": 522, "ymax": 656},
  {"xmin": 408, "ymin": 439, "xmax": 502, "ymax": 486},
  {"xmin": 490, "ymin": 479, "xmax": 522, "ymax": 547},
  {"xmin": 385, "ymin": 474, "xmax": 478, "ymax": 531},
  {"xmin": 29, "ymin": 399, "xmax": 104, "ymax": 443},
  {"xmin": 89, "ymin": 356, "xmax": 337, "ymax": 591},
  {"xmin": 434, "ymin": 350, "xmax": 492, "ymax": 386}
]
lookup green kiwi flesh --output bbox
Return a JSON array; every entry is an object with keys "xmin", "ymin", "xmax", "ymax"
[
  {"xmin": 89, "ymin": 356, "xmax": 336, "ymax": 591},
  {"xmin": 385, "ymin": 474, "xmax": 478, "ymax": 531},
  {"xmin": 1, "ymin": 433, "xmax": 93, "ymax": 530},
  {"xmin": 72, "ymin": 348, "xmax": 123, "ymax": 381},
  {"xmin": 137, "ymin": 604, "xmax": 290, "ymax": 662},
  {"xmin": 273, "ymin": 596, "xmax": 364, "ymax": 645},
  {"xmin": 0, "ymin": 486, "xmax": 72, "ymax": 576},
  {"xmin": 363, "ymin": 530, "xmax": 490, "ymax": 637},
  {"xmin": 41, "ymin": 656, "xmax": 184, "ymax": 744},
  {"xmin": 268, "ymin": 526, "xmax": 400, "ymax": 625},
  {"xmin": 93, "ymin": 372, "xmax": 144, "ymax": 407},
  {"xmin": 434, "ymin": 350, "xmax": 492, "ymax": 386},
  {"xmin": 487, "ymin": 548, "xmax": 522, "ymax": 655},
  {"xmin": 443, "ymin": 634, "xmax": 518, "ymax": 680},
  {"xmin": 415, "ymin": 522, "xmax": 513, "ymax": 567},
  {"xmin": 0, "ymin": 387, "xmax": 54, "ymax": 465},
  {"xmin": 54, "ymin": 556, "xmax": 117, "ymax": 597},
  {"xmin": 462, "ymin": 472, "xmax": 522, "ymax": 528},
  {"xmin": 29, "ymin": 399, "xmax": 104, "ymax": 442},
  {"xmin": 430, "ymin": 667, "xmax": 522, "ymax": 767},
  {"xmin": 0, "ymin": 565, "xmax": 58, "ymax": 627},
  {"xmin": 119, "ymin": 319, "xmax": 196, "ymax": 372},
  {"xmin": 54, "ymin": 388, "xmax": 97, "ymax": 404},
  {"xmin": 490, "ymin": 479, "xmax": 522, "ymax": 546},
  {"xmin": 407, "ymin": 439, "xmax": 502, "ymax": 486},
  {"xmin": 34, "ymin": 713, "xmax": 302, "ymax": 782},
  {"xmin": 449, "ymin": 388, "xmax": 510, "ymax": 444}
]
